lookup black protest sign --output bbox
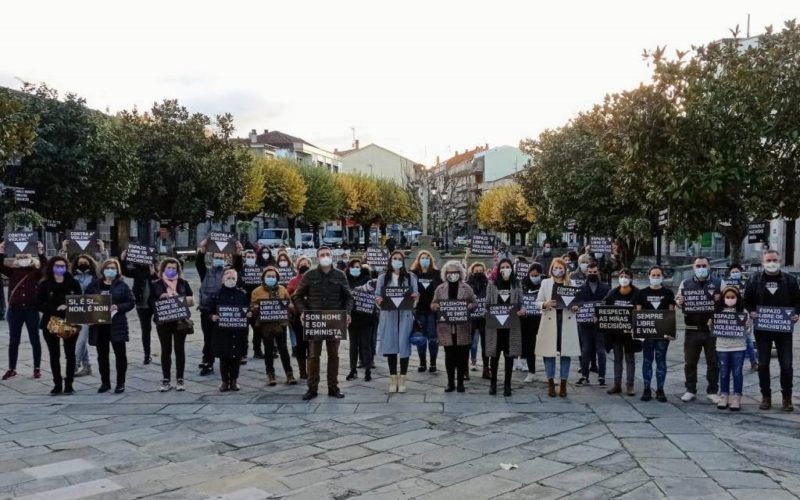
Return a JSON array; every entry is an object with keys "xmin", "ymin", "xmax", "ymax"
[
  {"xmin": 747, "ymin": 220, "xmax": 769, "ymax": 244},
  {"xmin": 755, "ymin": 306, "xmax": 795, "ymax": 333},
  {"xmin": 486, "ymin": 304, "xmax": 519, "ymax": 329},
  {"xmin": 597, "ymin": 305, "xmax": 633, "ymax": 335},
  {"xmin": 515, "ymin": 262, "xmax": 531, "ymax": 282},
  {"xmin": 258, "ymin": 299, "xmax": 289, "ymax": 322},
  {"xmin": 681, "ymin": 288, "xmax": 716, "ymax": 314},
  {"xmin": 205, "ymin": 209, "xmax": 215, "ymax": 219},
  {"xmin": 126, "ymin": 243, "xmax": 156, "ymax": 266},
  {"xmin": 712, "ymin": 312, "xmax": 748, "ymax": 338},
  {"xmin": 303, "ymin": 310, "xmax": 347, "ymax": 340},
  {"xmin": 439, "ymin": 300, "xmax": 469, "ymax": 324},
  {"xmin": 577, "ymin": 301, "xmax": 600, "ymax": 324},
  {"xmin": 381, "ymin": 286, "xmax": 413, "ymax": 310},
  {"xmin": 67, "ymin": 230, "xmax": 99, "ymax": 254},
  {"xmin": 206, "ymin": 231, "xmax": 235, "ymax": 254},
  {"xmin": 470, "ymin": 234, "xmax": 495, "ymax": 256},
  {"xmin": 45, "ymin": 219, "xmax": 63, "ymax": 231},
  {"xmin": 658, "ymin": 208, "xmax": 669, "ymax": 228},
  {"xmin": 277, "ymin": 266, "xmax": 295, "ymax": 285},
  {"xmin": 364, "ymin": 247, "xmax": 389, "ymax": 267},
  {"xmin": 720, "ymin": 279, "xmax": 745, "ymax": 294},
  {"xmin": 554, "ymin": 285, "xmax": 581, "ymax": 310},
  {"xmin": 633, "ymin": 310, "xmax": 676, "ymax": 340},
  {"xmin": 153, "ymin": 296, "xmax": 191, "ymax": 324},
  {"xmin": 3, "ymin": 231, "xmax": 37, "ymax": 256},
  {"xmin": 589, "ymin": 236, "xmax": 613, "ymax": 254},
  {"xmin": 566, "ymin": 219, "xmax": 577, "ymax": 231},
  {"xmin": 521, "ymin": 292, "xmax": 541, "ymax": 316},
  {"xmin": 351, "ymin": 289, "xmax": 377, "ymax": 315},
  {"xmin": 13, "ymin": 187, "xmax": 35, "ymax": 204},
  {"xmin": 241, "ymin": 265, "xmax": 264, "ymax": 286},
  {"xmin": 470, "ymin": 297, "xmax": 487, "ymax": 319},
  {"xmin": 217, "ymin": 305, "xmax": 248, "ymax": 329},
  {"xmin": 65, "ymin": 294, "xmax": 112, "ymax": 325}
]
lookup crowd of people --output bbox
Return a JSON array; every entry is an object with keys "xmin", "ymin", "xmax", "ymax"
[{"xmin": 0, "ymin": 238, "xmax": 797, "ymax": 411}]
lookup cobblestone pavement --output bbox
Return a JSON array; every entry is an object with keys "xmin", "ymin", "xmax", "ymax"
[{"xmin": 1, "ymin": 272, "xmax": 799, "ymax": 499}]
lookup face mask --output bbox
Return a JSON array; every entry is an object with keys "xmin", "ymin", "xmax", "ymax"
[
  {"xmin": 349, "ymin": 267, "xmax": 361, "ymax": 277},
  {"xmin": 164, "ymin": 268, "xmax": 178, "ymax": 279},
  {"xmin": 264, "ymin": 276, "xmax": 277, "ymax": 287},
  {"xmin": 765, "ymin": 262, "xmax": 781, "ymax": 273},
  {"xmin": 579, "ymin": 263, "xmax": 588, "ymax": 273},
  {"xmin": 17, "ymin": 259, "xmax": 31, "ymax": 268},
  {"xmin": 103, "ymin": 269, "xmax": 117, "ymax": 280},
  {"xmin": 446, "ymin": 272, "xmax": 460, "ymax": 283},
  {"xmin": 278, "ymin": 260, "xmax": 289, "ymax": 268},
  {"xmin": 298, "ymin": 265, "xmax": 309, "ymax": 274},
  {"xmin": 245, "ymin": 257, "xmax": 256, "ymax": 266},
  {"xmin": 551, "ymin": 268, "xmax": 564, "ymax": 277},
  {"xmin": 729, "ymin": 272, "xmax": 742, "ymax": 281},
  {"xmin": 587, "ymin": 274, "xmax": 599, "ymax": 283},
  {"xmin": 53, "ymin": 265, "xmax": 67, "ymax": 276},
  {"xmin": 391, "ymin": 259, "xmax": 403, "ymax": 270},
  {"xmin": 500, "ymin": 268, "xmax": 512, "ymax": 279},
  {"xmin": 724, "ymin": 298, "xmax": 737, "ymax": 307},
  {"xmin": 319, "ymin": 256, "xmax": 333, "ymax": 267},
  {"xmin": 262, "ymin": 252, "xmax": 270, "ymax": 260},
  {"xmin": 543, "ymin": 248, "xmax": 551, "ymax": 255},
  {"xmin": 694, "ymin": 267, "xmax": 709, "ymax": 279},
  {"xmin": 567, "ymin": 262, "xmax": 577, "ymax": 271},
  {"xmin": 420, "ymin": 258, "xmax": 430, "ymax": 268},
  {"xmin": 77, "ymin": 263, "xmax": 91, "ymax": 273},
  {"xmin": 213, "ymin": 258, "xmax": 225, "ymax": 268},
  {"xmin": 649, "ymin": 277, "xmax": 663, "ymax": 287},
  {"xmin": 530, "ymin": 276, "xmax": 541, "ymax": 285},
  {"xmin": 594, "ymin": 252, "xmax": 603, "ymax": 259},
  {"xmin": 619, "ymin": 277, "xmax": 631, "ymax": 287},
  {"xmin": 223, "ymin": 278, "xmax": 237, "ymax": 288}
]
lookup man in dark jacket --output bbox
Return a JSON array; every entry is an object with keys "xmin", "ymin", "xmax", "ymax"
[
  {"xmin": 744, "ymin": 249, "xmax": 800, "ymax": 411},
  {"xmin": 676, "ymin": 256, "xmax": 721, "ymax": 403},
  {"xmin": 576, "ymin": 263, "xmax": 610, "ymax": 386},
  {"xmin": 293, "ymin": 246, "xmax": 353, "ymax": 400}
]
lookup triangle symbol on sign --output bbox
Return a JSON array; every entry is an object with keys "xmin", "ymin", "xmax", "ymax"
[
  {"xmin": 562, "ymin": 296, "xmax": 574, "ymax": 307},
  {"xmin": 420, "ymin": 282, "xmax": 429, "ymax": 289},
  {"xmin": 213, "ymin": 239, "xmax": 228, "ymax": 251},
  {"xmin": 499, "ymin": 290, "xmax": 510, "ymax": 301},
  {"xmin": 649, "ymin": 300, "xmax": 661, "ymax": 310},
  {"xmin": 785, "ymin": 310, "xmax": 794, "ymax": 318},
  {"xmin": 495, "ymin": 314, "xmax": 509, "ymax": 325},
  {"xmin": 391, "ymin": 297, "xmax": 404, "ymax": 307},
  {"xmin": 75, "ymin": 240, "xmax": 91, "ymax": 251},
  {"xmin": 13, "ymin": 241, "xmax": 28, "ymax": 252}
]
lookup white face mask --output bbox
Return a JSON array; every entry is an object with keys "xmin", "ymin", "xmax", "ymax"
[
  {"xmin": 724, "ymin": 298, "xmax": 737, "ymax": 307},
  {"xmin": 551, "ymin": 268, "xmax": 564, "ymax": 277},
  {"xmin": 500, "ymin": 268, "xmax": 512, "ymax": 279},
  {"xmin": 618, "ymin": 277, "xmax": 631, "ymax": 287},
  {"xmin": 319, "ymin": 256, "xmax": 333, "ymax": 267},
  {"xmin": 447, "ymin": 272, "xmax": 460, "ymax": 283},
  {"xmin": 278, "ymin": 260, "xmax": 289, "ymax": 268},
  {"xmin": 223, "ymin": 278, "xmax": 237, "ymax": 288},
  {"xmin": 765, "ymin": 262, "xmax": 781, "ymax": 273},
  {"xmin": 245, "ymin": 257, "xmax": 256, "ymax": 266},
  {"xmin": 649, "ymin": 277, "xmax": 663, "ymax": 287},
  {"xmin": 579, "ymin": 263, "xmax": 588, "ymax": 273}
]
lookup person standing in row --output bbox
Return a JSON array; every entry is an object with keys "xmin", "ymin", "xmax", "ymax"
[
  {"xmin": 251, "ymin": 266, "xmax": 296, "ymax": 386},
  {"xmin": 635, "ymin": 265, "xmax": 675, "ymax": 402},
  {"xmin": 293, "ymin": 247, "xmax": 352, "ymax": 400},
  {"xmin": 240, "ymin": 248, "xmax": 265, "ymax": 360},
  {"xmin": 346, "ymin": 258, "xmax": 373, "ymax": 382},
  {"xmin": 70, "ymin": 254, "xmax": 98, "ymax": 377},
  {"xmin": 744, "ymin": 249, "xmax": 800, "ymax": 411},
  {"xmin": 37, "ymin": 256, "xmax": 82, "ymax": 395},
  {"xmin": 536, "ymin": 258, "xmax": 579, "ymax": 398},
  {"xmin": 86, "ymin": 259, "xmax": 135, "ymax": 393},
  {"xmin": 210, "ymin": 268, "xmax": 249, "ymax": 391},
  {"xmin": 519, "ymin": 263, "xmax": 543, "ymax": 383},
  {"xmin": 467, "ymin": 262, "xmax": 490, "ymax": 379},
  {"xmin": 150, "ymin": 258, "xmax": 194, "ymax": 392},
  {"xmin": 604, "ymin": 268, "xmax": 640, "ymax": 396},
  {"xmin": 430, "ymin": 261, "xmax": 476, "ymax": 393},
  {"xmin": 576, "ymin": 262, "xmax": 609, "ymax": 387},
  {"xmin": 712, "ymin": 286, "xmax": 748, "ymax": 411},
  {"xmin": 410, "ymin": 250, "xmax": 441, "ymax": 374},
  {"xmin": 485, "ymin": 258, "xmax": 522, "ymax": 397},
  {"xmin": 120, "ymin": 250, "xmax": 158, "ymax": 366},
  {"xmin": 375, "ymin": 250, "xmax": 419, "ymax": 394},
  {"xmin": 724, "ymin": 263, "xmax": 758, "ymax": 370},
  {"xmin": 287, "ymin": 255, "xmax": 312, "ymax": 380}
]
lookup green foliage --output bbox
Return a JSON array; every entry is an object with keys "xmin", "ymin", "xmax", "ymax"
[
  {"xmin": 297, "ymin": 164, "xmax": 342, "ymax": 229},
  {"xmin": 0, "ymin": 88, "xmax": 37, "ymax": 167}
]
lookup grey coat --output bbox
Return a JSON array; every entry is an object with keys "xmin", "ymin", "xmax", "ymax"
[{"xmin": 375, "ymin": 272, "xmax": 419, "ymax": 357}]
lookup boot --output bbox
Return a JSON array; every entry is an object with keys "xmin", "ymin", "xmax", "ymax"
[
  {"xmin": 656, "ymin": 389, "xmax": 667, "ymax": 402},
  {"xmin": 63, "ymin": 381, "xmax": 74, "ymax": 395},
  {"xmin": 231, "ymin": 378, "xmax": 240, "ymax": 391},
  {"xmin": 625, "ymin": 383, "xmax": 635, "ymax": 396},
  {"xmin": 559, "ymin": 380, "xmax": 568, "ymax": 398},
  {"xmin": 760, "ymin": 392, "xmax": 772, "ymax": 410},
  {"xmin": 418, "ymin": 352, "xmax": 427, "ymax": 372},
  {"xmin": 364, "ymin": 369, "xmax": 372, "ymax": 382},
  {"xmin": 547, "ymin": 378, "xmax": 556, "ymax": 398},
  {"xmin": 50, "ymin": 380, "xmax": 63, "ymax": 396},
  {"xmin": 489, "ymin": 378, "xmax": 497, "ymax": 395},
  {"xmin": 717, "ymin": 394, "xmax": 729, "ymax": 409},
  {"xmin": 607, "ymin": 382, "xmax": 622, "ymax": 395},
  {"xmin": 346, "ymin": 370, "xmax": 357, "ymax": 381},
  {"xmin": 641, "ymin": 388, "xmax": 652, "ymax": 402},
  {"xmin": 397, "ymin": 374, "xmax": 407, "ymax": 393},
  {"xmin": 219, "ymin": 380, "xmax": 229, "ymax": 392},
  {"xmin": 445, "ymin": 377, "xmax": 456, "ymax": 393},
  {"xmin": 503, "ymin": 381, "xmax": 512, "ymax": 397},
  {"xmin": 298, "ymin": 361, "xmax": 308, "ymax": 380},
  {"xmin": 389, "ymin": 374, "xmax": 398, "ymax": 393},
  {"xmin": 267, "ymin": 373, "xmax": 277, "ymax": 386},
  {"xmin": 482, "ymin": 366, "xmax": 491, "ymax": 380},
  {"xmin": 783, "ymin": 396, "xmax": 794, "ymax": 412},
  {"xmin": 286, "ymin": 373, "xmax": 297, "ymax": 385},
  {"xmin": 729, "ymin": 394, "xmax": 741, "ymax": 411},
  {"xmin": 456, "ymin": 379, "xmax": 465, "ymax": 393}
]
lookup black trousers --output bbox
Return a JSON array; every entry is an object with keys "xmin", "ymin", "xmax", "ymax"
[
  {"xmin": 43, "ymin": 328, "xmax": 77, "ymax": 386},
  {"xmin": 349, "ymin": 324, "xmax": 373, "ymax": 372},
  {"xmin": 137, "ymin": 307, "xmax": 153, "ymax": 357},
  {"xmin": 387, "ymin": 354, "xmax": 409, "ymax": 375},
  {"xmin": 755, "ymin": 330, "xmax": 794, "ymax": 397},
  {"xmin": 490, "ymin": 330, "xmax": 513, "ymax": 386},
  {"xmin": 200, "ymin": 311, "xmax": 215, "ymax": 366},
  {"xmin": 220, "ymin": 357, "xmax": 241, "ymax": 382},
  {"xmin": 444, "ymin": 344, "xmax": 469, "ymax": 386},
  {"xmin": 684, "ymin": 329, "xmax": 718, "ymax": 394},
  {"xmin": 157, "ymin": 325, "xmax": 187, "ymax": 381},
  {"xmin": 291, "ymin": 318, "xmax": 308, "ymax": 373},
  {"xmin": 95, "ymin": 329, "xmax": 127, "ymax": 386},
  {"xmin": 260, "ymin": 326, "xmax": 293, "ymax": 376}
]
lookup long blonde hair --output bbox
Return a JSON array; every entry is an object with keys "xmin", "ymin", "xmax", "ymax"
[{"xmin": 549, "ymin": 257, "xmax": 571, "ymax": 283}]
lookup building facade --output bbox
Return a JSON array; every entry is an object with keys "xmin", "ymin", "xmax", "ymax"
[{"xmin": 336, "ymin": 142, "xmax": 421, "ymax": 184}]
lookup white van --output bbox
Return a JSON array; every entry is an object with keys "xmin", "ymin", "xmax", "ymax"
[{"xmin": 257, "ymin": 228, "xmax": 291, "ymax": 248}]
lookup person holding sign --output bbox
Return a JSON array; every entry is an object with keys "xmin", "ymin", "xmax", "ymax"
[
  {"xmin": 209, "ymin": 268, "xmax": 250, "ymax": 391},
  {"xmin": 345, "ymin": 258, "xmax": 374, "ymax": 382},
  {"xmin": 240, "ymin": 249, "xmax": 266, "ymax": 360},
  {"xmin": 486, "ymin": 258, "xmax": 523, "ymax": 397},
  {"xmin": 711, "ymin": 287, "xmax": 749, "ymax": 411},
  {"xmin": 287, "ymin": 255, "xmax": 313, "ymax": 380},
  {"xmin": 576, "ymin": 262, "xmax": 610, "ymax": 387},
  {"xmin": 723, "ymin": 263, "xmax": 758, "ymax": 371},
  {"xmin": 70, "ymin": 254, "xmax": 99, "ymax": 377},
  {"xmin": 375, "ymin": 250, "xmax": 419, "ymax": 394},
  {"xmin": 430, "ymin": 261, "xmax": 476, "ymax": 393},
  {"xmin": 121, "ymin": 250, "xmax": 159, "ymax": 366},
  {"xmin": 744, "ymin": 250, "xmax": 800, "ymax": 411},
  {"xmin": 251, "ymin": 266, "xmax": 296, "ymax": 386},
  {"xmin": 675, "ymin": 257, "xmax": 721, "ymax": 403},
  {"xmin": 85, "ymin": 259, "xmax": 135, "ymax": 394},
  {"xmin": 519, "ymin": 263, "xmax": 544, "ymax": 383},
  {"xmin": 410, "ymin": 250, "xmax": 442, "ymax": 374},
  {"xmin": 634, "ymin": 265, "xmax": 676, "ymax": 403},
  {"xmin": 149, "ymin": 258, "xmax": 194, "ymax": 392},
  {"xmin": 37, "ymin": 257, "xmax": 82, "ymax": 395},
  {"xmin": 292, "ymin": 247, "xmax": 353, "ymax": 400},
  {"xmin": 535, "ymin": 258, "xmax": 580, "ymax": 398},
  {"xmin": 0, "ymin": 241, "xmax": 46, "ymax": 382},
  {"xmin": 602, "ymin": 268, "xmax": 640, "ymax": 396},
  {"xmin": 466, "ymin": 262, "xmax": 490, "ymax": 379}
]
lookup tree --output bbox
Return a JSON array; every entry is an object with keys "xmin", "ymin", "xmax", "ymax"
[
  {"xmin": 0, "ymin": 88, "xmax": 37, "ymax": 169},
  {"xmin": 258, "ymin": 156, "xmax": 307, "ymax": 237},
  {"xmin": 297, "ymin": 165, "xmax": 342, "ymax": 245},
  {"xmin": 371, "ymin": 177, "xmax": 417, "ymax": 236},
  {"xmin": 241, "ymin": 156, "xmax": 267, "ymax": 216},
  {"xmin": 476, "ymin": 183, "xmax": 535, "ymax": 242},
  {"xmin": 336, "ymin": 172, "xmax": 379, "ymax": 248}
]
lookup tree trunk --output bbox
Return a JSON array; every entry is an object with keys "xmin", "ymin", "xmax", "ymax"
[
  {"xmin": 361, "ymin": 223, "xmax": 371, "ymax": 249},
  {"xmin": 312, "ymin": 223, "xmax": 320, "ymax": 248},
  {"xmin": 721, "ymin": 226, "xmax": 746, "ymax": 265},
  {"xmin": 288, "ymin": 217, "xmax": 296, "ymax": 244},
  {"xmin": 380, "ymin": 223, "xmax": 387, "ymax": 236},
  {"xmin": 116, "ymin": 216, "xmax": 130, "ymax": 256}
]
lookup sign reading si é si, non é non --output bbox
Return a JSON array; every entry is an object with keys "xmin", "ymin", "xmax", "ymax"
[
  {"xmin": 755, "ymin": 306, "xmax": 795, "ymax": 333},
  {"xmin": 153, "ymin": 296, "xmax": 191, "ymax": 325},
  {"xmin": 470, "ymin": 234, "xmax": 495, "ymax": 256},
  {"xmin": 439, "ymin": 300, "xmax": 469, "ymax": 324},
  {"xmin": 65, "ymin": 294, "xmax": 111, "ymax": 325},
  {"xmin": 633, "ymin": 310, "xmax": 676, "ymax": 340},
  {"xmin": 258, "ymin": 299, "xmax": 289, "ymax": 322},
  {"xmin": 597, "ymin": 305, "xmax": 633, "ymax": 335},
  {"xmin": 126, "ymin": 243, "xmax": 156, "ymax": 266},
  {"xmin": 712, "ymin": 312, "xmax": 748, "ymax": 338},
  {"xmin": 303, "ymin": 310, "xmax": 347, "ymax": 340}
]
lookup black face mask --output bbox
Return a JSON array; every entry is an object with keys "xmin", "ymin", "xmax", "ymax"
[
  {"xmin": 587, "ymin": 274, "xmax": 599, "ymax": 283},
  {"xmin": 298, "ymin": 265, "xmax": 309, "ymax": 275},
  {"xmin": 77, "ymin": 264, "xmax": 91, "ymax": 273}
]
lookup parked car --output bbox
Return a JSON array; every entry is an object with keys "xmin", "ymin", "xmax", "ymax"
[
  {"xmin": 322, "ymin": 228, "xmax": 344, "ymax": 247},
  {"xmin": 300, "ymin": 232, "xmax": 315, "ymax": 249},
  {"xmin": 454, "ymin": 236, "xmax": 469, "ymax": 247},
  {"xmin": 257, "ymin": 228, "xmax": 291, "ymax": 248}
]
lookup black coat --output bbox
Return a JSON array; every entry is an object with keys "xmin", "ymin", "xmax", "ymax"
[
  {"xmin": 85, "ymin": 278, "xmax": 136, "ymax": 343},
  {"xmin": 122, "ymin": 259, "xmax": 157, "ymax": 308},
  {"xmin": 37, "ymin": 275, "xmax": 82, "ymax": 329},
  {"xmin": 210, "ymin": 286, "xmax": 250, "ymax": 358},
  {"xmin": 347, "ymin": 271, "xmax": 373, "ymax": 327},
  {"xmin": 292, "ymin": 267, "xmax": 354, "ymax": 314}
]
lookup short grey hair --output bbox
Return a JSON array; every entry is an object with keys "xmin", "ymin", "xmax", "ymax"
[
  {"xmin": 440, "ymin": 260, "xmax": 466, "ymax": 282},
  {"xmin": 763, "ymin": 249, "xmax": 781, "ymax": 259}
]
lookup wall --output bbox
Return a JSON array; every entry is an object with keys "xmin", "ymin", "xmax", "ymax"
[
  {"xmin": 340, "ymin": 144, "xmax": 415, "ymax": 183},
  {"xmin": 476, "ymin": 146, "xmax": 531, "ymax": 183}
]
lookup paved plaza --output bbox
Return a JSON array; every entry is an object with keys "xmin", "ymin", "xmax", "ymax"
[{"xmin": 0, "ymin": 273, "xmax": 799, "ymax": 499}]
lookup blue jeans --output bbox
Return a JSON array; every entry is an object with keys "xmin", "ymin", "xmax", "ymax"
[
  {"xmin": 642, "ymin": 339, "xmax": 669, "ymax": 391},
  {"xmin": 75, "ymin": 325, "xmax": 91, "ymax": 367},
  {"xmin": 6, "ymin": 307, "xmax": 41, "ymax": 370},
  {"xmin": 544, "ymin": 356, "xmax": 571, "ymax": 380},
  {"xmin": 415, "ymin": 311, "xmax": 438, "ymax": 365},
  {"xmin": 745, "ymin": 333, "xmax": 757, "ymax": 365},
  {"xmin": 578, "ymin": 327, "xmax": 605, "ymax": 378},
  {"xmin": 717, "ymin": 350, "xmax": 745, "ymax": 395}
]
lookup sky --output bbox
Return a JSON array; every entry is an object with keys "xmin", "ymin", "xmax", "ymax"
[{"xmin": 1, "ymin": 1, "xmax": 797, "ymax": 165}]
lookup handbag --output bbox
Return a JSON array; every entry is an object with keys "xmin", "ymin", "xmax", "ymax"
[
  {"xmin": 175, "ymin": 318, "xmax": 194, "ymax": 335},
  {"xmin": 47, "ymin": 316, "xmax": 79, "ymax": 340}
]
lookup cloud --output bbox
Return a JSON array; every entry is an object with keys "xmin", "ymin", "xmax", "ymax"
[{"xmin": 182, "ymin": 89, "xmax": 286, "ymax": 135}]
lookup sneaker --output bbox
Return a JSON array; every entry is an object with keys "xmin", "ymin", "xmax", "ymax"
[
  {"xmin": 598, "ymin": 378, "xmax": 607, "ymax": 387},
  {"xmin": 681, "ymin": 392, "xmax": 696, "ymax": 402},
  {"xmin": 33, "ymin": 368, "xmax": 42, "ymax": 379},
  {"xmin": 2, "ymin": 369, "xmax": 17, "ymax": 380},
  {"xmin": 176, "ymin": 379, "xmax": 186, "ymax": 391},
  {"xmin": 143, "ymin": 356, "xmax": 152, "ymax": 365},
  {"xmin": 707, "ymin": 394, "xmax": 721, "ymax": 405},
  {"xmin": 159, "ymin": 379, "xmax": 172, "ymax": 392},
  {"xmin": 519, "ymin": 359, "xmax": 529, "ymax": 372},
  {"xmin": 200, "ymin": 366, "xmax": 213, "ymax": 376},
  {"xmin": 74, "ymin": 365, "xmax": 90, "ymax": 377},
  {"xmin": 512, "ymin": 359, "xmax": 521, "ymax": 371},
  {"xmin": 114, "ymin": 385, "xmax": 125, "ymax": 394},
  {"xmin": 575, "ymin": 377, "xmax": 589, "ymax": 387},
  {"xmin": 471, "ymin": 361, "xmax": 478, "ymax": 371},
  {"xmin": 428, "ymin": 366, "xmax": 437, "ymax": 373},
  {"xmin": 524, "ymin": 373, "xmax": 536, "ymax": 383}
]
